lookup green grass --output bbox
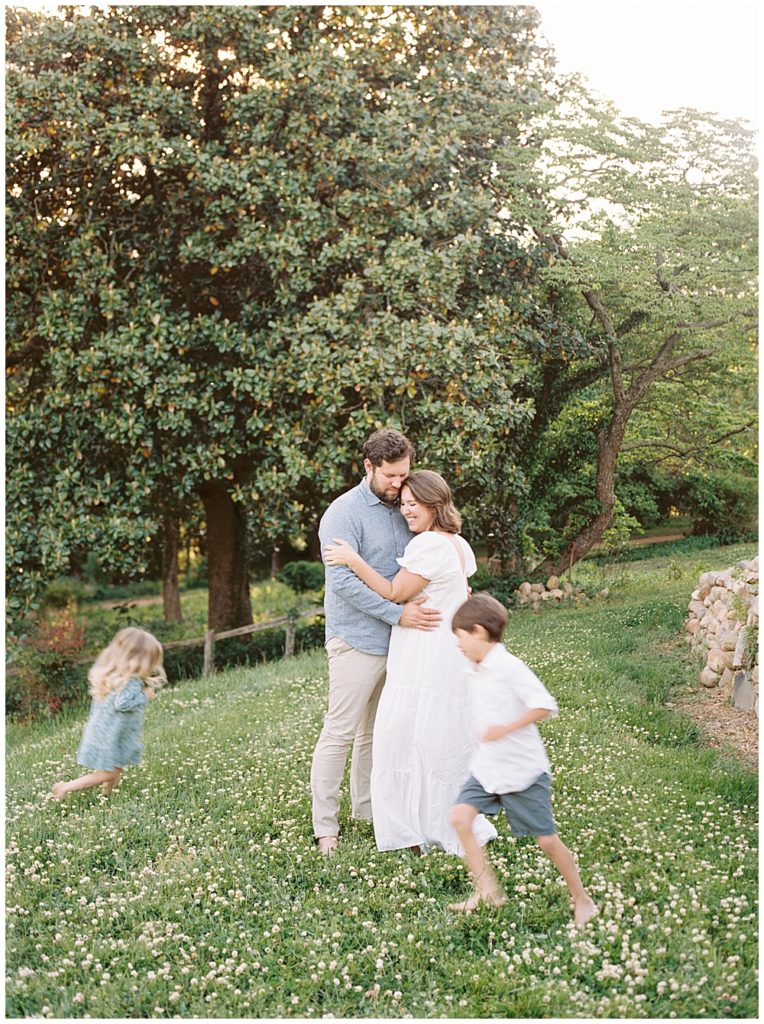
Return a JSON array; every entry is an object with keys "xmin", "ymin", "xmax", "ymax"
[{"xmin": 5, "ymin": 542, "xmax": 758, "ymax": 1018}]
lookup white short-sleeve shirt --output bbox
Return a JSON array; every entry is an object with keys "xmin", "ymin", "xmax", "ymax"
[
  {"xmin": 467, "ymin": 642, "xmax": 558, "ymax": 795},
  {"xmin": 396, "ymin": 531, "xmax": 477, "ymax": 582}
]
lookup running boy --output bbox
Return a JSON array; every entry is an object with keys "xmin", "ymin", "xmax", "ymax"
[{"xmin": 448, "ymin": 593, "xmax": 597, "ymax": 926}]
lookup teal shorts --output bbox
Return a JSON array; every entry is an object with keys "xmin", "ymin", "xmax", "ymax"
[{"xmin": 454, "ymin": 772, "xmax": 556, "ymax": 837}]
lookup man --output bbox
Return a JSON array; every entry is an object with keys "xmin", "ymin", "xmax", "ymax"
[{"xmin": 311, "ymin": 428, "xmax": 441, "ymax": 855}]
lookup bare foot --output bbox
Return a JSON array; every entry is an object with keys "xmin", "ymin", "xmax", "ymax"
[
  {"xmin": 51, "ymin": 783, "xmax": 68, "ymax": 802},
  {"xmin": 574, "ymin": 896, "xmax": 598, "ymax": 926},
  {"xmin": 316, "ymin": 836, "xmax": 338, "ymax": 857},
  {"xmin": 409, "ymin": 845, "xmax": 423, "ymax": 857},
  {"xmin": 448, "ymin": 889, "xmax": 507, "ymax": 913}
]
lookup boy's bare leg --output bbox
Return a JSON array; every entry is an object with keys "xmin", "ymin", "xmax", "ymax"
[
  {"xmin": 448, "ymin": 804, "xmax": 505, "ymax": 912},
  {"xmin": 536, "ymin": 834, "xmax": 597, "ymax": 925},
  {"xmin": 52, "ymin": 769, "xmax": 120, "ymax": 801}
]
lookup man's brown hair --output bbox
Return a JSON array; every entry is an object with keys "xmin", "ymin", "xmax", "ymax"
[
  {"xmin": 452, "ymin": 593, "xmax": 508, "ymax": 642},
  {"xmin": 363, "ymin": 428, "xmax": 415, "ymax": 467}
]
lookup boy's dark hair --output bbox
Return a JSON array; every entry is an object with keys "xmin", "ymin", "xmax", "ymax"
[
  {"xmin": 363, "ymin": 428, "xmax": 415, "ymax": 467},
  {"xmin": 452, "ymin": 593, "xmax": 508, "ymax": 642}
]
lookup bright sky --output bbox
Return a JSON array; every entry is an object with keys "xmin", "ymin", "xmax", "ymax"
[
  {"xmin": 536, "ymin": 2, "xmax": 759, "ymax": 127},
  {"xmin": 16, "ymin": 1, "xmax": 761, "ymax": 128}
]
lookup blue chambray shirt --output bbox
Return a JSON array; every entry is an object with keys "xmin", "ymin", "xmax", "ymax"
[{"xmin": 319, "ymin": 478, "xmax": 414, "ymax": 655}]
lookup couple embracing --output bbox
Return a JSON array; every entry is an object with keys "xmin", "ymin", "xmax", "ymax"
[{"xmin": 310, "ymin": 427, "xmax": 496, "ymax": 857}]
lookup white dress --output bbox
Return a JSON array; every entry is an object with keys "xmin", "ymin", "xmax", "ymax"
[{"xmin": 371, "ymin": 531, "xmax": 498, "ymax": 853}]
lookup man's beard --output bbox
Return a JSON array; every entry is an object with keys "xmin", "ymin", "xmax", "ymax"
[{"xmin": 369, "ymin": 471, "xmax": 400, "ymax": 506}]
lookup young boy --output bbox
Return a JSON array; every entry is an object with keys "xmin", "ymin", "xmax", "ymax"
[{"xmin": 448, "ymin": 593, "xmax": 597, "ymax": 926}]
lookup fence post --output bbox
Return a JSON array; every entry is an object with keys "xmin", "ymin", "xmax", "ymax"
[
  {"xmin": 203, "ymin": 630, "xmax": 215, "ymax": 676},
  {"xmin": 284, "ymin": 621, "xmax": 295, "ymax": 659}
]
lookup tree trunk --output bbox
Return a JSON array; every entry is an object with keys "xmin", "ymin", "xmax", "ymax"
[
  {"xmin": 539, "ymin": 408, "xmax": 630, "ymax": 577},
  {"xmin": 199, "ymin": 482, "xmax": 252, "ymax": 631},
  {"xmin": 270, "ymin": 543, "xmax": 285, "ymax": 579},
  {"xmin": 308, "ymin": 527, "xmax": 322, "ymax": 561},
  {"xmin": 161, "ymin": 515, "xmax": 183, "ymax": 623},
  {"xmin": 68, "ymin": 549, "xmax": 86, "ymax": 581},
  {"xmin": 499, "ymin": 499, "xmax": 519, "ymax": 573}
]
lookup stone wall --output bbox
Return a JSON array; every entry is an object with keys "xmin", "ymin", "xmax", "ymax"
[
  {"xmin": 514, "ymin": 575, "xmax": 589, "ymax": 607},
  {"xmin": 685, "ymin": 557, "xmax": 759, "ymax": 716}
]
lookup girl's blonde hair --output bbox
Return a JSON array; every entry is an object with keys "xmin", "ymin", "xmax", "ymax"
[
  {"xmin": 88, "ymin": 627, "xmax": 166, "ymax": 702},
  {"xmin": 403, "ymin": 470, "xmax": 462, "ymax": 533}
]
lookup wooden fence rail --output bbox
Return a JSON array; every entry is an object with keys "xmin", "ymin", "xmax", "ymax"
[{"xmin": 162, "ymin": 606, "xmax": 325, "ymax": 676}]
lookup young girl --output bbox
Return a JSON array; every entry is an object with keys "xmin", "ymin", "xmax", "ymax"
[{"xmin": 52, "ymin": 627, "xmax": 165, "ymax": 800}]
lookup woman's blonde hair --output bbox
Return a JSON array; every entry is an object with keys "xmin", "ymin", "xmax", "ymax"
[
  {"xmin": 403, "ymin": 470, "xmax": 462, "ymax": 533},
  {"xmin": 88, "ymin": 627, "xmax": 166, "ymax": 702}
]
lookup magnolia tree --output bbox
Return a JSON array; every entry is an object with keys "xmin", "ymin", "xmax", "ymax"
[{"xmin": 7, "ymin": 4, "xmax": 571, "ymax": 627}]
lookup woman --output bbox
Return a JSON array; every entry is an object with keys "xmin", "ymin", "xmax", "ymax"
[{"xmin": 324, "ymin": 470, "xmax": 496, "ymax": 854}]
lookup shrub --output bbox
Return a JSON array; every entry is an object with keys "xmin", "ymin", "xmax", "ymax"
[
  {"xmin": 600, "ymin": 502, "xmax": 643, "ymax": 556},
  {"xmin": 162, "ymin": 644, "xmax": 204, "ymax": 683},
  {"xmin": 42, "ymin": 576, "xmax": 93, "ymax": 608},
  {"xmin": 469, "ymin": 564, "xmax": 496, "ymax": 593},
  {"xmin": 277, "ymin": 560, "xmax": 325, "ymax": 594},
  {"xmin": 615, "ymin": 463, "xmax": 677, "ymax": 527},
  {"xmin": 470, "ymin": 566, "xmax": 523, "ymax": 607},
  {"xmin": 7, "ymin": 613, "xmax": 88, "ymax": 720},
  {"xmin": 91, "ymin": 579, "xmax": 161, "ymax": 601},
  {"xmin": 82, "ymin": 551, "xmax": 103, "ymax": 583},
  {"xmin": 678, "ymin": 470, "xmax": 757, "ymax": 542},
  {"xmin": 183, "ymin": 557, "xmax": 208, "ymax": 590}
]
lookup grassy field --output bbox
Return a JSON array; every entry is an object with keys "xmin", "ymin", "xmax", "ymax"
[{"xmin": 5, "ymin": 542, "xmax": 758, "ymax": 1018}]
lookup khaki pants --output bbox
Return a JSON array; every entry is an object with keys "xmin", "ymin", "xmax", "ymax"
[{"xmin": 310, "ymin": 636, "xmax": 388, "ymax": 838}]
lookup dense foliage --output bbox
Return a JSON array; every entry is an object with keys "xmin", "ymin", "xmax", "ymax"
[
  {"xmin": 6, "ymin": 6, "xmax": 757, "ymax": 626},
  {"xmin": 7, "ymin": 4, "xmax": 567, "ymax": 625},
  {"xmin": 276, "ymin": 560, "xmax": 325, "ymax": 595}
]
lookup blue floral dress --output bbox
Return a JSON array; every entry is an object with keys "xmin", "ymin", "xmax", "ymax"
[{"xmin": 77, "ymin": 677, "xmax": 148, "ymax": 770}]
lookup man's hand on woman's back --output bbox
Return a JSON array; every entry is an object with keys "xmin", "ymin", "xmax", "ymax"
[{"xmin": 399, "ymin": 596, "xmax": 442, "ymax": 631}]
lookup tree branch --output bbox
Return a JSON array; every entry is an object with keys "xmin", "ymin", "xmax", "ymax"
[
  {"xmin": 660, "ymin": 347, "xmax": 716, "ymax": 373},
  {"xmin": 622, "ymin": 421, "xmax": 754, "ymax": 456},
  {"xmin": 623, "ymin": 331, "xmax": 682, "ymax": 405},
  {"xmin": 6, "ymin": 338, "xmax": 46, "ymax": 368},
  {"xmin": 675, "ymin": 319, "xmax": 728, "ymax": 330},
  {"xmin": 581, "ymin": 288, "xmax": 624, "ymax": 402}
]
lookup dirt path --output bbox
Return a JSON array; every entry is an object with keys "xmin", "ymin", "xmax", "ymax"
[
  {"xmin": 669, "ymin": 686, "xmax": 758, "ymax": 769},
  {"xmin": 96, "ymin": 592, "xmax": 164, "ymax": 609},
  {"xmin": 588, "ymin": 529, "xmax": 689, "ymax": 552},
  {"xmin": 626, "ymin": 530, "xmax": 689, "ymax": 548}
]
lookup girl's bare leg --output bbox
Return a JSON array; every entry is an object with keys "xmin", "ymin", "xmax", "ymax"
[
  {"xmin": 52, "ymin": 769, "xmax": 120, "ymax": 801},
  {"xmin": 536, "ymin": 834, "xmax": 598, "ymax": 925},
  {"xmin": 448, "ymin": 804, "xmax": 505, "ymax": 912},
  {"xmin": 101, "ymin": 768, "xmax": 122, "ymax": 795}
]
